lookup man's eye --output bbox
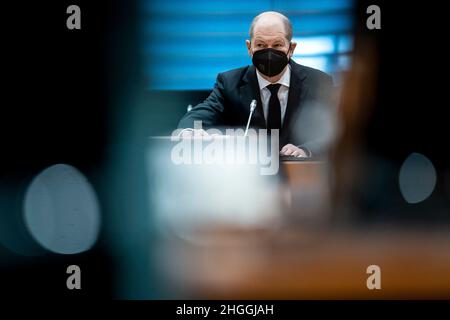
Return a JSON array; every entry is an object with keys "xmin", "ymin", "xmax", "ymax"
[{"xmin": 256, "ymin": 43, "xmax": 265, "ymax": 48}]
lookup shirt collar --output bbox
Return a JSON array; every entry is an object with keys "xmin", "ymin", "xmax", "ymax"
[{"xmin": 256, "ymin": 64, "xmax": 291, "ymax": 91}]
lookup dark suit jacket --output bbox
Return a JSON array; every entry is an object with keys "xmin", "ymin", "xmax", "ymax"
[{"xmin": 178, "ymin": 60, "xmax": 334, "ymax": 156}]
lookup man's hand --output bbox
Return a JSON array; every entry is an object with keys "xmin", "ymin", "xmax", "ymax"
[{"xmin": 280, "ymin": 144, "xmax": 308, "ymax": 157}]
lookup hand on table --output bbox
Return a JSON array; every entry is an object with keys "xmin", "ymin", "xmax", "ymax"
[{"xmin": 280, "ymin": 144, "xmax": 308, "ymax": 158}]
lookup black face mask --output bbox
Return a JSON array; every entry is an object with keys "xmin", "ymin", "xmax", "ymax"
[{"xmin": 252, "ymin": 47, "xmax": 290, "ymax": 77}]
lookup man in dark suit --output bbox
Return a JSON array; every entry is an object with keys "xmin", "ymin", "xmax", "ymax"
[{"xmin": 178, "ymin": 11, "xmax": 333, "ymax": 157}]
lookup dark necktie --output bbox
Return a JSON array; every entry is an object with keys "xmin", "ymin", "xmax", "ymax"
[{"xmin": 266, "ymin": 83, "xmax": 282, "ymax": 131}]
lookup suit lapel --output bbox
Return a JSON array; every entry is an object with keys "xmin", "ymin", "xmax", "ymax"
[{"xmin": 239, "ymin": 65, "xmax": 266, "ymax": 129}]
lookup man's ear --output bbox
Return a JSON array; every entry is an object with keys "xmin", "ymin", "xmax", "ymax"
[
  {"xmin": 246, "ymin": 40, "xmax": 252, "ymax": 57},
  {"xmin": 288, "ymin": 42, "xmax": 297, "ymax": 59}
]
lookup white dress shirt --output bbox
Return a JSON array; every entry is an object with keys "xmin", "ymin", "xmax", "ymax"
[{"xmin": 256, "ymin": 65, "xmax": 291, "ymax": 126}]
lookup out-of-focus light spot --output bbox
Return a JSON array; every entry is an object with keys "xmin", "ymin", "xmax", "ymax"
[
  {"xmin": 293, "ymin": 56, "xmax": 328, "ymax": 72},
  {"xmin": 399, "ymin": 153, "xmax": 437, "ymax": 204},
  {"xmin": 293, "ymin": 36, "xmax": 335, "ymax": 55},
  {"xmin": 23, "ymin": 164, "xmax": 101, "ymax": 254}
]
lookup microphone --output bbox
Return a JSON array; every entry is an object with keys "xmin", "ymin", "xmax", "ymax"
[{"xmin": 244, "ymin": 99, "xmax": 257, "ymax": 137}]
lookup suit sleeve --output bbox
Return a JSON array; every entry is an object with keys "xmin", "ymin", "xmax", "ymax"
[{"xmin": 177, "ymin": 73, "xmax": 226, "ymax": 129}]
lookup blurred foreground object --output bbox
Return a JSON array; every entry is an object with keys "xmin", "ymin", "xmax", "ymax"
[
  {"xmin": 148, "ymin": 0, "xmax": 450, "ymax": 299},
  {"xmin": 156, "ymin": 226, "xmax": 450, "ymax": 299}
]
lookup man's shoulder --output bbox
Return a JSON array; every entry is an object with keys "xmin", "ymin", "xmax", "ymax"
[{"xmin": 214, "ymin": 65, "xmax": 252, "ymax": 90}]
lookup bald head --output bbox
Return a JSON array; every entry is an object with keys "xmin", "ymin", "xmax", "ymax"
[{"xmin": 249, "ymin": 11, "xmax": 293, "ymax": 42}]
